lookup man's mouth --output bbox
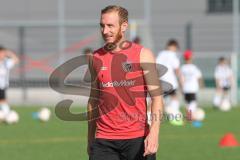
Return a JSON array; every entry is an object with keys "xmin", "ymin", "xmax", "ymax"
[{"xmin": 104, "ymin": 35, "xmax": 113, "ymax": 39}]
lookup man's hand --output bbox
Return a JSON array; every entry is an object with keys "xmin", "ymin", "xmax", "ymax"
[{"xmin": 143, "ymin": 127, "xmax": 159, "ymax": 156}]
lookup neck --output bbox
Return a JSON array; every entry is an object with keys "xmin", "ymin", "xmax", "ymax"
[
  {"xmin": 167, "ymin": 47, "xmax": 176, "ymax": 52},
  {"xmin": 113, "ymin": 37, "xmax": 126, "ymax": 52}
]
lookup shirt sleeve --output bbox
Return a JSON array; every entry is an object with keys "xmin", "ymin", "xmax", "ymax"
[
  {"xmin": 195, "ymin": 67, "xmax": 202, "ymax": 79},
  {"xmin": 172, "ymin": 55, "xmax": 180, "ymax": 69}
]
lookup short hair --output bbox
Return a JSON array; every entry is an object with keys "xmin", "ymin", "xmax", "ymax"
[
  {"xmin": 83, "ymin": 48, "xmax": 93, "ymax": 55},
  {"xmin": 0, "ymin": 45, "xmax": 6, "ymax": 51},
  {"xmin": 218, "ymin": 57, "xmax": 226, "ymax": 63},
  {"xmin": 101, "ymin": 5, "xmax": 128, "ymax": 24},
  {"xmin": 166, "ymin": 39, "xmax": 179, "ymax": 48}
]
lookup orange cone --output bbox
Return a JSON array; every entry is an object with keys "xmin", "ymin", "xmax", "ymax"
[{"xmin": 219, "ymin": 133, "xmax": 239, "ymax": 147}]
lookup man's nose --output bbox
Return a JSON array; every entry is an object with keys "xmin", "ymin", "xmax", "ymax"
[{"xmin": 103, "ymin": 26, "xmax": 109, "ymax": 35}]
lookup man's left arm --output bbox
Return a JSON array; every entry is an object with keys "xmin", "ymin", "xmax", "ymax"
[{"xmin": 140, "ymin": 48, "xmax": 164, "ymax": 156}]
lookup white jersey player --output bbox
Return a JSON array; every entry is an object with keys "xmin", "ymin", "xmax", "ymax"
[
  {"xmin": 213, "ymin": 57, "xmax": 234, "ymax": 109},
  {"xmin": 0, "ymin": 46, "xmax": 19, "ymax": 117},
  {"xmin": 155, "ymin": 39, "xmax": 182, "ymax": 126},
  {"xmin": 180, "ymin": 50, "xmax": 203, "ymax": 113}
]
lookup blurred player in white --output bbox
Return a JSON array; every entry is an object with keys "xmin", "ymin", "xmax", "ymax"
[
  {"xmin": 213, "ymin": 57, "xmax": 234, "ymax": 109},
  {"xmin": 0, "ymin": 46, "xmax": 19, "ymax": 117},
  {"xmin": 155, "ymin": 39, "xmax": 182, "ymax": 125},
  {"xmin": 180, "ymin": 50, "xmax": 203, "ymax": 114}
]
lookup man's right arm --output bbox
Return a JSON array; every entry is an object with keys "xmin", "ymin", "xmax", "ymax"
[{"xmin": 87, "ymin": 55, "xmax": 99, "ymax": 155}]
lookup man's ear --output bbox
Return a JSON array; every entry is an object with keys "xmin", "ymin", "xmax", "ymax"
[{"xmin": 121, "ymin": 22, "xmax": 128, "ymax": 32}]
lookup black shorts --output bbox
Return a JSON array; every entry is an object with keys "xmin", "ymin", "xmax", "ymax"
[
  {"xmin": 89, "ymin": 137, "xmax": 156, "ymax": 160},
  {"xmin": 222, "ymin": 86, "xmax": 231, "ymax": 91},
  {"xmin": 184, "ymin": 93, "xmax": 196, "ymax": 103},
  {"xmin": 0, "ymin": 89, "xmax": 6, "ymax": 100}
]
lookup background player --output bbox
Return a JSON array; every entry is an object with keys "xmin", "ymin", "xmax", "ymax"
[
  {"xmin": 0, "ymin": 46, "xmax": 19, "ymax": 117},
  {"xmin": 155, "ymin": 39, "xmax": 182, "ymax": 126},
  {"xmin": 213, "ymin": 57, "xmax": 234, "ymax": 110},
  {"xmin": 180, "ymin": 50, "xmax": 203, "ymax": 115}
]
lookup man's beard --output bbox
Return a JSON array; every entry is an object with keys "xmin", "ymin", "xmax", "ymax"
[
  {"xmin": 103, "ymin": 28, "xmax": 123, "ymax": 52},
  {"xmin": 113, "ymin": 28, "xmax": 122, "ymax": 44}
]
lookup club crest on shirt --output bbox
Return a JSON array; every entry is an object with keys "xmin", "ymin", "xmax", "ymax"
[{"xmin": 122, "ymin": 61, "xmax": 132, "ymax": 72}]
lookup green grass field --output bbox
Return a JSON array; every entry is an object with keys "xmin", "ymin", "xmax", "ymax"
[{"xmin": 0, "ymin": 106, "xmax": 240, "ymax": 160}]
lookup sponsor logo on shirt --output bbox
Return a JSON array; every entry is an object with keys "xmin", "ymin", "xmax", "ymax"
[{"xmin": 101, "ymin": 80, "xmax": 135, "ymax": 88}]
